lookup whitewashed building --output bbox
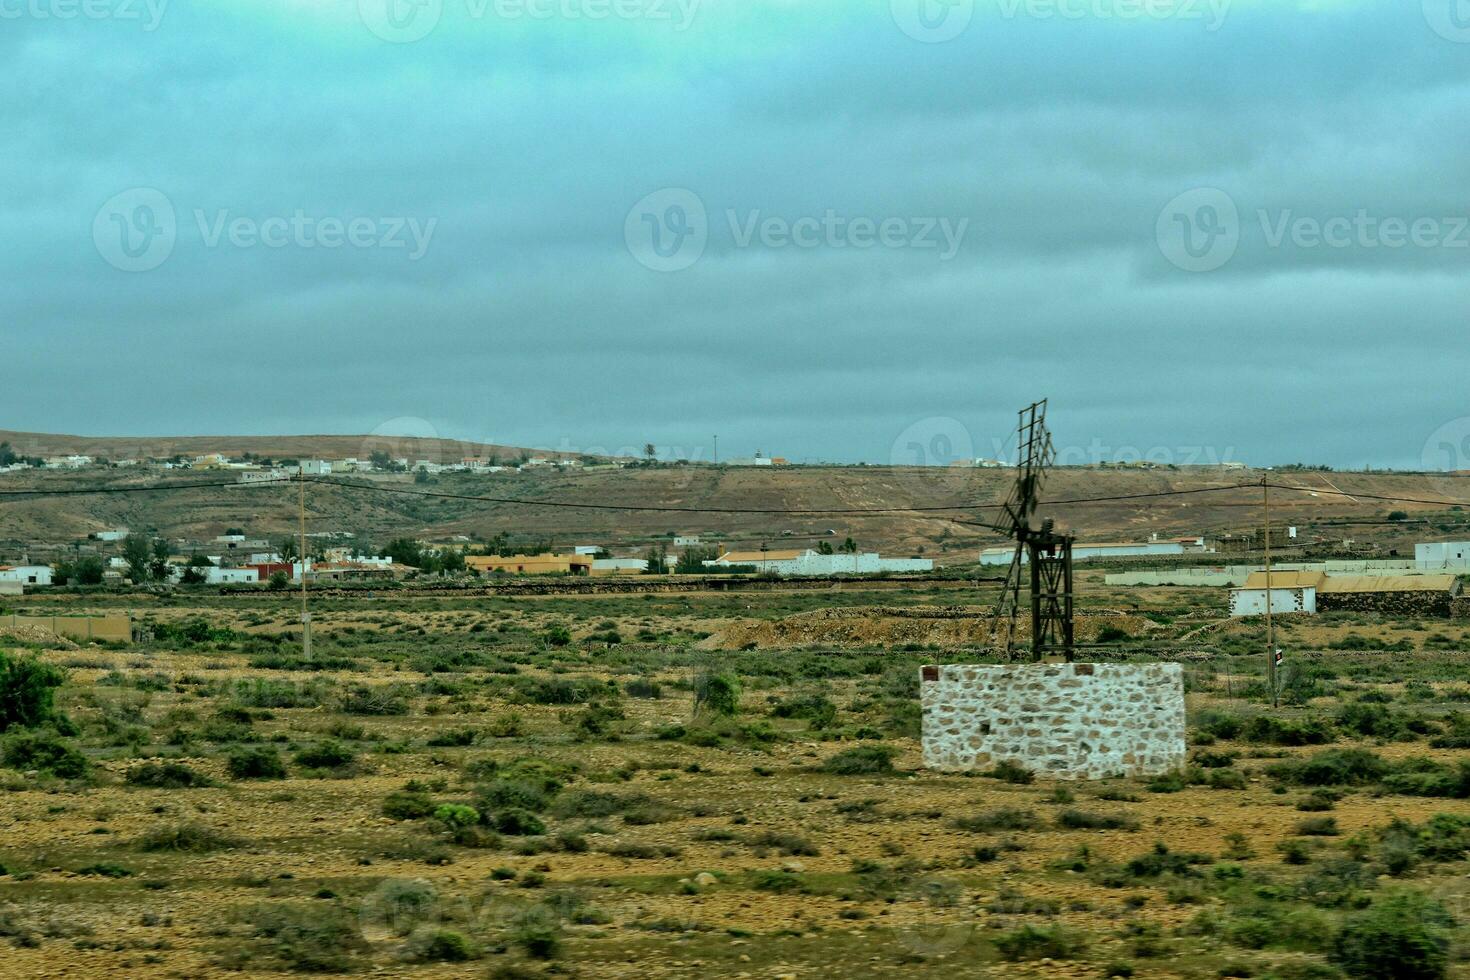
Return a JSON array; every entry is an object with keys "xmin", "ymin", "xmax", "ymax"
[
  {"xmin": 703, "ymin": 549, "xmax": 932, "ymax": 576},
  {"xmin": 1416, "ymin": 541, "xmax": 1470, "ymax": 568},
  {"xmin": 0, "ymin": 565, "xmax": 53, "ymax": 587}
]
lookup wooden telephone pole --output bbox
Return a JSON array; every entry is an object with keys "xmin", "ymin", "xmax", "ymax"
[
  {"xmin": 1263, "ymin": 477, "xmax": 1276, "ymax": 707},
  {"xmin": 299, "ymin": 467, "xmax": 312, "ymax": 662}
]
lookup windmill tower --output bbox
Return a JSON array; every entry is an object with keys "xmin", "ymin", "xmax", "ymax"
[{"xmin": 991, "ymin": 399, "xmax": 1075, "ymax": 662}]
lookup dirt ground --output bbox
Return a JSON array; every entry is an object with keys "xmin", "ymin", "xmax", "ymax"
[{"xmin": 0, "ymin": 581, "xmax": 1467, "ymax": 978}]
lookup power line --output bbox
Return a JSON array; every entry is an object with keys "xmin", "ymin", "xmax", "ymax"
[
  {"xmin": 0, "ymin": 477, "xmax": 295, "ymax": 497},
  {"xmin": 0, "ymin": 474, "xmax": 1465, "ymax": 515}
]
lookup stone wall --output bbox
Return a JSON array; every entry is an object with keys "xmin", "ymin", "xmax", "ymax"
[
  {"xmin": 1316, "ymin": 590, "xmax": 1455, "ymax": 618},
  {"xmin": 920, "ymin": 662, "xmax": 1185, "ymax": 780},
  {"xmin": 1453, "ymin": 596, "xmax": 1470, "ymax": 620}
]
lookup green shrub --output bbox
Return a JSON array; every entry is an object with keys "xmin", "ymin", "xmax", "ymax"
[
  {"xmin": 1267, "ymin": 749, "xmax": 1387, "ymax": 787},
  {"xmin": 227, "ymin": 747, "xmax": 286, "ymax": 780},
  {"xmin": 985, "ymin": 759, "xmax": 1035, "ymax": 784},
  {"xmin": 0, "ymin": 652, "xmax": 66, "ymax": 732},
  {"xmin": 405, "ymin": 928, "xmax": 478, "ymax": 963},
  {"xmin": 1241, "ymin": 715, "xmax": 1335, "ymax": 746},
  {"xmin": 233, "ymin": 903, "xmax": 368, "ymax": 973},
  {"xmin": 1296, "ymin": 817, "xmax": 1340, "ymax": 837},
  {"xmin": 993, "ymin": 923, "xmax": 1085, "ymax": 961},
  {"xmin": 698, "ymin": 673, "xmax": 741, "ymax": 716},
  {"xmin": 293, "ymin": 740, "xmax": 356, "ymax": 771},
  {"xmin": 821, "ymin": 745, "xmax": 897, "ymax": 775},
  {"xmin": 338, "ymin": 685, "xmax": 409, "ymax": 716},
  {"xmin": 769, "ymin": 693, "xmax": 837, "ymax": 728},
  {"xmin": 955, "ymin": 808, "xmax": 1039, "ymax": 833},
  {"xmin": 1330, "ymin": 890, "xmax": 1452, "ymax": 980},
  {"xmin": 1056, "ymin": 809, "xmax": 1138, "ymax": 831},
  {"xmin": 125, "ymin": 761, "xmax": 212, "ymax": 789},
  {"xmin": 383, "ymin": 790, "xmax": 436, "ymax": 820},
  {"xmin": 492, "ymin": 808, "xmax": 545, "ymax": 836},
  {"xmin": 1, "ymin": 731, "xmax": 88, "ymax": 778},
  {"xmin": 432, "ymin": 804, "xmax": 481, "ymax": 829},
  {"xmin": 136, "ymin": 822, "xmax": 242, "ymax": 853}
]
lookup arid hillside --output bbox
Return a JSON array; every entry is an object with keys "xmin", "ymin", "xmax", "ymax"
[{"xmin": 2, "ymin": 437, "xmax": 1470, "ymax": 561}]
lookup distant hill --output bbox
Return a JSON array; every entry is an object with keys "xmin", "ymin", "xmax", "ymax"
[
  {"xmin": 2, "ymin": 445, "xmax": 1468, "ymax": 564},
  {"xmin": 0, "ymin": 430, "xmax": 590, "ymax": 465}
]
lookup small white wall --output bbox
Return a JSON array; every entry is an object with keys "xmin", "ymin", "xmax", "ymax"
[
  {"xmin": 1229, "ymin": 586, "xmax": 1315, "ymax": 617},
  {"xmin": 206, "ymin": 568, "xmax": 260, "ymax": 584},
  {"xmin": 0, "ymin": 566, "xmax": 53, "ymax": 586}
]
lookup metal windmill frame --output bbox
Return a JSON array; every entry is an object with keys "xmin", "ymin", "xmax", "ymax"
[{"xmin": 991, "ymin": 399, "xmax": 1075, "ymax": 662}]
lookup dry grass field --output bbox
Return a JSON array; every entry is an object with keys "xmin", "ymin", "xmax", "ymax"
[{"xmin": 0, "ymin": 578, "xmax": 1468, "ymax": 979}]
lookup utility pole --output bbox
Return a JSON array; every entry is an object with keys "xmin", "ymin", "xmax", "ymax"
[
  {"xmin": 713, "ymin": 435, "xmax": 718, "ymax": 465},
  {"xmin": 299, "ymin": 466, "xmax": 312, "ymax": 662},
  {"xmin": 1263, "ymin": 476, "xmax": 1275, "ymax": 707}
]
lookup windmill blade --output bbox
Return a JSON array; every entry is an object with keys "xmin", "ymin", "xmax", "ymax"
[{"xmin": 989, "ymin": 542, "xmax": 1024, "ymax": 657}]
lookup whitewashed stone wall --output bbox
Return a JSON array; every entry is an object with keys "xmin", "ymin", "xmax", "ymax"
[{"xmin": 920, "ymin": 663, "xmax": 1185, "ymax": 780}]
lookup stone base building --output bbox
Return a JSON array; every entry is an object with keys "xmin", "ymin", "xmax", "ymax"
[{"xmin": 920, "ymin": 662, "xmax": 1185, "ymax": 780}]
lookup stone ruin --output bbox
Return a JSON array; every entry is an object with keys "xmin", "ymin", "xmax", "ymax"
[{"xmin": 920, "ymin": 662, "xmax": 1186, "ymax": 780}]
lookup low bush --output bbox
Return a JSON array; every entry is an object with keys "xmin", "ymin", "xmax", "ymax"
[
  {"xmin": 0, "ymin": 652, "xmax": 67, "ymax": 732},
  {"xmin": 1330, "ymin": 890, "xmax": 1452, "ymax": 980},
  {"xmin": 229, "ymin": 903, "xmax": 368, "ymax": 973},
  {"xmin": 404, "ymin": 928, "xmax": 478, "ymax": 963},
  {"xmin": 955, "ymin": 808, "xmax": 1039, "ymax": 833},
  {"xmin": 383, "ymin": 790, "xmax": 436, "ymax": 820},
  {"xmin": 491, "ymin": 808, "xmax": 545, "ymax": 836},
  {"xmin": 1056, "ymin": 809, "xmax": 1138, "ymax": 831},
  {"xmin": 993, "ymin": 923, "xmax": 1085, "ymax": 961},
  {"xmin": 1267, "ymin": 749, "xmax": 1387, "ymax": 787},
  {"xmin": 1, "ymin": 731, "xmax": 88, "ymax": 778},
  {"xmin": 293, "ymin": 740, "xmax": 357, "ymax": 771},
  {"xmin": 820, "ymin": 745, "xmax": 897, "ymax": 775},
  {"xmin": 227, "ymin": 747, "xmax": 286, "ymax": 780},
  {"xmin": 136, "ymin": 822, "xmax": 242, "ymax": 853},
  {"xmin": 125, "ymin": 761, "xmax": 212, "ymax": 789},
  {"xmin": 984, "ymin": 759, "xmax": 1035, "ymax": 784}
]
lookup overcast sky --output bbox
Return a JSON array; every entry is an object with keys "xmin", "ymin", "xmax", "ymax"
[{"xmin": 5, "ymin": 0, "xmax": 1469, "ymax": 471}]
